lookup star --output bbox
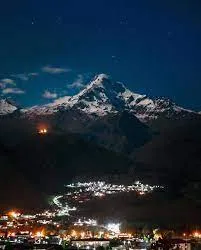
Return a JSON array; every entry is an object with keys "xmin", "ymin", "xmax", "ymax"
[{"xmin": 31, "ymin": 18, "xmax": 36, "ymax": 25}]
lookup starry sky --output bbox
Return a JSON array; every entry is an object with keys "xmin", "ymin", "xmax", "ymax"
[{"xmin": 0, "ymin": 0, "xmax": 201, "ymax": 110}]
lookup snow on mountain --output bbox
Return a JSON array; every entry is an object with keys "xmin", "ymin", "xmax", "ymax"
[
  {"xmin": 22, "ymin": 74, "xmax": 198, "ymax": 121},
  {"xmin": 68, "ymin": 73, "xmax": 143, "ymax": 115},
  {"xmin": 0, "ymin": 99, "xmax": 18, "ymax": 115},
  {"xmin": 22, "ymin": 96, "xmax": 72, "ymax": 116},
  {"xmin": 23, "ymin": 74, "xmax": 143, "ymax": 116}
]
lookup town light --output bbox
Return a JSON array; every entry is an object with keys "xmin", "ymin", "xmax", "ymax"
[
  {"xmin": 71, "ymin": 230, "xmax": 77, "ymax": 237},
  {"xmin": 106, "ymin": 223, "xmax": 120, "ymax": 234},
  {"xmin": 36, "ymin": 231, "xmax": 44, "ymax": 237},
  {"xmin": 80, "ymin": 232, "xmax": 85, "ymax": 238},
  {"xmin": 193, "ymin": 231, "xmax": 201, "ymax": 238},
  {"xmin": 99, "ymin": 231, "xmax": 104, "ymax": 238},
  {"xmin": 39, "ymin": 128, "xmax": 48, "ymax": 134},
  {"xmin": 8, "ymin": 211, "xmax": 20, "ymax": 218}
]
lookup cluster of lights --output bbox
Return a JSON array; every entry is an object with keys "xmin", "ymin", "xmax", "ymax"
[
  {"xmin": 70, "ymin": 228, "xmax": 125, "ymax": 240},
  {"xmin": 3, "ymin": 230, "xmax": 62, "ymax": 245},
  {"xmin": 8, "ymin": 211, "xmax": 21, "ymax": 218},
  {"xmin": 106, "ymin": 223, "xmax": 121, "ymax": 234},
  {"xmin": 0, "ymin": 180, "xmax": 163, "ymax": 246},
  {"xmin": 73, "ymin": 219, "xmax": 97, "ymax": 226},
  {"xmin": 0, "ymin": 210, "xmax": 128, "ymax": 245},
  {"xmin": 0, "ymin": 209, "xmax": 62, "ymax": 239},
  {"xmin": 70, "ymin": 230, "xmax": 93, "ymax": 239},
  {"xmin": 38, "ymin": 128, "xmax": 47, "ymax": 134},
  {"xmin": 72, "ymin": 219, "xmax": 121, "ymax": 236},
  {"xmin": 49, "ymin": 181, "xmax": 163, "ymax": 220},
  {"xmin": 193, "ymin": 231, "xmax": 201, "ymax": 238},
  {"xmin": 37, "ymin": 210, "xmax": 55, "ymax": 218},
  {"xmin": 66, "ymin": 181, "xmax": 162, "ymax": 197},
  {"xmin": 52, "ymin": 195, "xmax": 76, "ymax": 216},
  {"xmin": 2, "ymin": 208, "xmax": 201, "ymax": 248}
]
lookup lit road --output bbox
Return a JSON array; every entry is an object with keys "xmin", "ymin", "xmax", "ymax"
[
  {"xmin": 52, "ymin": 195, "xmax": 76, "ymax": 216},
  {"xmin": 52, "ymin": 181, "xmax": 163, "ymax": 217}
]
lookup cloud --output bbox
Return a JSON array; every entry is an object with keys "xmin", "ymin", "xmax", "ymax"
[
  {"xmin": 2, "ymin": 88, "xmax": 25, "ymax": 95},
  {"xmin": 42, "ymin": 65, "xmax": 71, "ymax": 74},
  {"xmin": 12, "ymin": 72, "xmax": 39, "ymax": 81},
  {"xmin": 67, "ymin": 74, "xmax": 85, "ymax": 89},
  {"xmin": 42, "ymin": 90, "xmax": 58, "ymax": 99},
  {"xmin": 28, "ymin": 72, "xmax": 39, "ymax": 77},
  {"xmin": 12, "ymin": 74, "xmax": 29, "ymax": 81},
  {"xmin": 1, "ymin": 78, "xmax": 16, "ymax": 85},
  {"xmin": 0, "ymin": 78, "xmax": 16, "ymax": 89}
]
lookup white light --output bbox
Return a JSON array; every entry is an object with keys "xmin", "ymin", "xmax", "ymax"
[{"xmin": 106, "ymin": 223, "xmax": 120, "ymax": 234}]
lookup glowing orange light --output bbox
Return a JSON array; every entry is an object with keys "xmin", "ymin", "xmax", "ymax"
[
  {"xmin": 8, "ymin": 211, "xmax": 20, "ymax": 218},
  {"xmin": 80, "ymin": 232, "xmax": 85, "ymax": 238},
  {"xmin": 39, "ymin": 128, "xmax": 48, "ymax": 134},
  {"xmin": 71, "ymin": 230, "xmax": 77, "ymax": 237},
  {"xmin": 35, "ymin": 231, "xmax": 44, "ymax": 237},
  {"xmin": 193, "ymin": 231, "xmax": 201, "ymax": 238}
]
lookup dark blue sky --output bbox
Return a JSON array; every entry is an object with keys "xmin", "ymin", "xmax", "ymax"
[{"xmin": 0, "ymin": 0, "xmax": 200, "ymax": 110}]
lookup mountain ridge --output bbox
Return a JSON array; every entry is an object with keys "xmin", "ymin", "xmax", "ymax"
[{"xmin": 0, "ymin": 74, "xmax": 199, "ymax": 123}]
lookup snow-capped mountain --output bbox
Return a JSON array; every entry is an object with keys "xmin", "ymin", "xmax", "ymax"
[
  {"xmin": 0, "ymin": 74, "xmax": 200, "ymax": 156},
  {"xmin": 22, "ymin": 73, "xmax": 197, "ymax": 122},
  {"xmin": 0, "ymin": 99, "xmax": 18, "ymax": 115}
]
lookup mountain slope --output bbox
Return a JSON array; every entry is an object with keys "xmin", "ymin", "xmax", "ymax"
[
  {"xmin": 80, "ymin": 111, "xmax": 152, "ymax": 154},
  {"xmin": 22, "ymin": 74, "xmax": 198, "ymax": 122}
]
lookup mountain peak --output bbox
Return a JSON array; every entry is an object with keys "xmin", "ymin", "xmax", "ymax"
[
  {"xmin": 94, "ymin": 73, "xmax": 110, "ymax": 82},
  {"xmin": 85, "ymin": 73, "xmax": 112, "ymax": 90},
  {"xmin": 20, "ymin": 74, "xmax": 199, "ymax": 121}
]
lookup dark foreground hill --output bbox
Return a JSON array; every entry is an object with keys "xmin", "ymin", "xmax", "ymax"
[
  {"xmin": 0, "ymin": 144, "xmax": 46, "ymax": 211},
  {"xmin": 134, "ymin": 118, "xmax": 201, "ymax": 202},
  {"xmin": 0, "ymin": 132, "xmax": 133, "ymax": 211}
]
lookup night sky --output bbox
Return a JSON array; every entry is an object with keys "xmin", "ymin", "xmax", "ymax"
[{"xmin": 0, "ymin": 0, "xmax": 200, "ymax": 110}]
